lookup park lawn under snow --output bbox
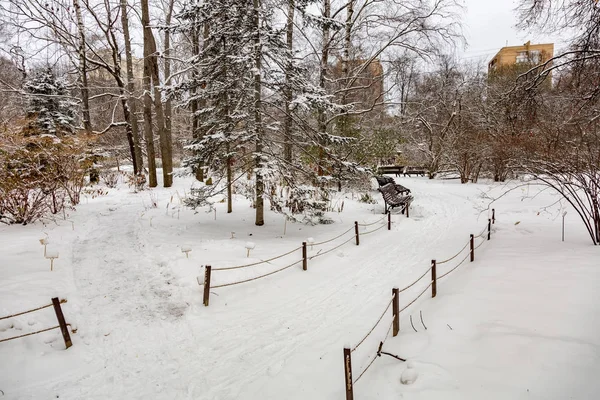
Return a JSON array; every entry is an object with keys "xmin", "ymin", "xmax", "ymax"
[{"xmin": 0, "ymin": 172, "xmax": 599, "ymax": 400}]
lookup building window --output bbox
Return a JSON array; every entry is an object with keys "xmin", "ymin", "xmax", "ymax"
[
  {"xmin": 516, "ymin": 51, "xmax": 528, "ymax": 63},
  {"xmin": 530, "ymin": 50, "xmax": 541, "ymax": 64}
]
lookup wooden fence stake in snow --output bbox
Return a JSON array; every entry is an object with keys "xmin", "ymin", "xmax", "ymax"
[
  {"xmin": 488, "ymin": 219, "xmax": 491, "ymax": 241},
  {"xmin": 343, "ymin": 347, "xmax": 354, "ymax": 400},
  {"xmin": 406, "ymin": 203, "xmax": 410, "ymax": 218},
  {"xmin": 392, "ymin": 287, "xmax": 399, "ymax": 336},
  {"xmin": 203, "ymin": 265, "xmax": 212, "ymax": 307},
  {"xmin": 302, "ymin": 242, "xmax": 307, "ymax": 271},
  {"xmin": 354, "ymin": 221, "xmax": 360, "ymax": 246},
  {"xmin": 52, "ymin": 297, "xmax": 72, "ymax": 349},
  {"xmin": 470, "ymin": 234, "xmax": 474, "ymax": 262},
  {"xmin": 388, "ymin": 212, "xmax": 391, "ymax": 230},
  {"xmin": 492, "ymin": 208, "xmax": 495, "ymax": 224},
  {"xmin": 431, "ymin": 260, "xmax": 437, "ymax": 298}
]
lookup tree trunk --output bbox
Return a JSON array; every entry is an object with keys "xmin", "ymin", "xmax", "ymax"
[
  {"xmin": 141, "ymin": 1, "xmax": 157, "ymax": 187},
  {"xmin": 253, "ymin": 0, "xmax": 264, "ymax": 226},
  {"xmin": 190, "ymin": 21, "xmax": 203, "ymax": 181},
  {"xmin": 227, "ymin": 147, "xmax": 233, "ymax": 214},
  {"xmin": 120, "ymin": 0, "xmax": 144, "ymax": 174},
  {"xmin": 73, "ymin": 0, "xmax": 92, "ymax": 133},
  {"xmin": 317, "ymin": 0, "xmax": 331, "ymax": 176},
  {"xmin": 103, "ymin": 2, "xmax": 139, "ymax": 176},
  {"xmin": 141, "ymin": 0, "xmax": 173, "ymax": 187},
  {"xmin": 164, "ymin": 0, "xmax": 174, "ymax": 144},
  {"xmin": 283, "ymin": 0, "xmax": 295, "ymax": 163}
]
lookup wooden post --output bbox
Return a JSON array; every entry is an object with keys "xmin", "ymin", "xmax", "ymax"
[
  {"xmin": 354, "ymin": 221, "xmax": 359, "ymax": 246},
  {"xmin": 492, "ymin": 208, "xmax": 495, "ymax": 224},
  {"xmin": 203, "ymin": 265, "xmax": 212, "ymax": 306},
  {"xmin": 470, "ymin": 234, "xmax": 474, "ymax": 262},
  {"xmin": 51, "ymin": 297, "xmax": 72, "ymax": 349},
  {"xmin": 387, "ymin": 212, "xmax": 391, "ymax": 231},
  {"xmin": 431, "ymin": 260, "xmax": 437, "ymax": 298},
  {"xmin": 488, "ymin": 219, "xmax": 491, "ymax": 241},
  {"xmin": 392, "ymin": 287, "xmax": 399, "ymax": 337},
  {"xmin": 302, "ymin": 242, "xmax": 307, "ymax": 271},
  {"xmin": 406, "ymin": 203, "xmax": 410, "ymax": 218},
  {"xmin": 343, "ymin": 347, "xmax": 354, "ymax": 400}
]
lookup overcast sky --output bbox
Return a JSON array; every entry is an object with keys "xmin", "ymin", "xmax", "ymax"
[{"xmin": 458, "ymin": 0, "xmax": 568, "ymax": 63}]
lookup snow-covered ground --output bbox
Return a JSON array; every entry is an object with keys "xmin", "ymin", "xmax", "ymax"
[{"xmin": 1, "ymin": 173, "xmax": 599, "ymax": 399}]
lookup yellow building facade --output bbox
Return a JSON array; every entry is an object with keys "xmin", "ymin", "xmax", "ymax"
[{"xmin": 488, "ymin": 41, "xmax": 554, "ymax": 74}]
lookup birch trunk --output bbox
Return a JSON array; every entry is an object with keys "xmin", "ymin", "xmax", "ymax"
[
  {"xmin": 72, "ymin": 0, "xmax": 92, "ymax": 133},
  {"xmin": 119, "ymin": 0, "xmax": 144, "ymax": 174}
]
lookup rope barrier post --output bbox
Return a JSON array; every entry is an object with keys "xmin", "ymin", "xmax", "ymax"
[
  {"xmin": 203, "ymin": 265, "xmax": 212, "ymax": 307},
  {"xmin": 51, "ymin": 297, "xmax": 72, "ymax": 349},
  {"xmin": 470, "ymin": 234, "xmax": 474, "ymax": 262},
  {"xmin": 343, "ymin": 347, "xmax": 354, "ymax": 400},
  {"xmin": 431, "ymin": 260, "xmax": 437, "ymax": 298},
  {"xmin": 487, "ymin": 219, "xmax": 491, "ymax": 241},
  {"xmin": 354, "ymin": 221, "xmax": 360, "ymax": 246},
  {"xmin": 302, "ymin": 242, "xmax": 307, "ymax": 271},
  {"xmin": 392, "ymin": 287, "xmax": 399, "ymax": 337},
  {"xmin": 492, "ymin": 208, "xmax": 495, "ymax": 224},
  {"xmin": 387, "ymin": 212, "xmax": 391, "ymax": 231}
]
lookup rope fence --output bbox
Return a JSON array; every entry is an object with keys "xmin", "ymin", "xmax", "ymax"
[
  {"xmin": 309, "ymin": 235, "xmax": 357, "ymax": 260},
  {"xmin": 0, "ymin": 298, "xmax": 66, "ymax": 321},
  {"xmin": 438, "ymin": 252, "xmax": 470, "ymax": 280},
  {"xmin": 0, "ymin": 298, "xmax": 73, "ymax": 349},
  {"xmin": 342, "ymin": 209, "xmax": 497, "ymax": 399},
  {"xmin": 357, "ymin": 215, "xmax": 387, "ymax": 227},
  {"xmin": 361, "ymin": 222, "xmax": 386, "ymax": 235},
  {"xmin": 212, "ymin": 246, "xmax": 302, "ymax": 271},
  {"xmin": 312, "ymin": 226, "xmax": 356, "ymax": 246},
  {"xmin": 437, "ymin": 240, "xmax": 470, "ymax": 265},
  {"xmin": 211, "ymin": 258, "xmax": 304, "ymax": 289},
  {"xmin": 202, "ymin": 213, "xmax": 401, "ymax": 307},
  {"xmin": 352, "ymin": 295, "xmax": 394, "ymax": 353}
]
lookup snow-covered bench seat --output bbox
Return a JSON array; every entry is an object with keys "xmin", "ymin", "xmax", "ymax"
[{"xmin": 378, "ymin": 183, "xmax": 413, "ymax": 215}]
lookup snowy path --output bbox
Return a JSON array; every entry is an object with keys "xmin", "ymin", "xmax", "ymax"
[
  {"xmin": 2, "ymin": 177, "xmax": 598, "ymax": 399},
  {"xmin": 53, "ymin": 180, "xmax": 479, "ymax": 399}
]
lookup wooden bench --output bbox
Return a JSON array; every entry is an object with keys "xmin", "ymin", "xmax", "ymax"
[
  {"xmin": 403, "ymin": 167, "xmax": 426, "ymax": 177},
  {"xmin": 378, "ymin": 183, "xmax": 413, "ymax": 216},
  {"xmin": 374, "ymin": 176, "xmax": 411, "ymax": 195},
  {"xmin": 377, "ymin": 165, "xmax": 405, "ymax": 177}
]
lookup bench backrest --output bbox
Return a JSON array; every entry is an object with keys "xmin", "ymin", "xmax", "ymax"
[{"xmin": 374, "ymin": 175, "xmax": 395, "ymax": 187}]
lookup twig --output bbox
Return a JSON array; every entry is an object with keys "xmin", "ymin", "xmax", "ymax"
[
  {"xmin": 377, "ymin": 341, "xmax": 406, "ymax": 362},
  {"xmin": 410, "ymin": 315, "xmax": 418, "ymax": 332},
  {"xmin": 447, "ymin": 324, "xmax": 453, "ymax": 330},
  {"xmin": 420, "ymin": 310, "xmax": 427, "ymax": 330},
  {"xmin": 380, "ymin": 351, "xmax": 406, "ymax": 362}
]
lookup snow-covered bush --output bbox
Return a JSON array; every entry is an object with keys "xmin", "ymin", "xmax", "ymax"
[
  {"xmin": 100, "ymin": 169, "xmax": 120, "ymax": 188},
  {"xmin": 126, "ymin": 173, "xmax": 147, "ymax": 192},
  {"xmin": 359, "ymin": 192, "xmax": 377, "ymax": 204},
  {"xmin": 0, "ymin": 124, "xmax": 94, "ymax": 225}
]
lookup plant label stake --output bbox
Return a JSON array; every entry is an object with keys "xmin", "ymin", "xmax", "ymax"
[
  {"xmin": 39, "ymin": 238, "xmax": 49, "ymax": 257},
  {"xmin": 562, "ymin": 211, "xmax": 567, "ymax": 242},
  {"xmin": 245, "ymin": 242, "xmax": 255, "ymax": 258},
  {"xmin": 45, "ymin": 250, "xmax": 59, "ymax": 271},
  {"xmin": 181, "ymin": 246, "xmax": 192, "ymax": 258}
]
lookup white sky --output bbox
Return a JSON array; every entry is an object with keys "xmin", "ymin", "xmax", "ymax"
[{"xmin": 458, "ymin": 0, "xmax": 569, "ymax": 63}]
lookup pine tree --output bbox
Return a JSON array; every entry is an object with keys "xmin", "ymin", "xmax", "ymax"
[
  {"xmin": 23, "ymin": 68, "xmax": 76, "ymax": 136},
  {"xmin": 172, "ymin": 0, "xmax": 341, "ymax": 224}
]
